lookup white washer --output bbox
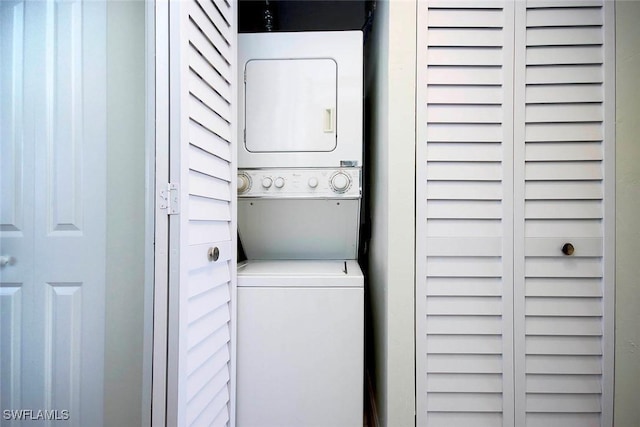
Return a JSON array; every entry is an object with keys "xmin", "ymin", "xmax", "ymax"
[{"xmin": 236, "ymin": 260, "xmax": 364, "ymax": 427}]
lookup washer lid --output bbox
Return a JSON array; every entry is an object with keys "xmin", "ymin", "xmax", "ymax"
[{"xmin": 237, "ymin": 260, "xmax": 363, "ymax": 287}]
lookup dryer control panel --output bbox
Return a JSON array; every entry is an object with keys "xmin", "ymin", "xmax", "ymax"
[{"xmin": 237, "ymin": 168, "xmax": 361, "ymax": 198}]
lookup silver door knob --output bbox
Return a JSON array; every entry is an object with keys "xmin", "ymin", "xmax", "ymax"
[
  {"xmin": 0, "ymin": 256, "xmax": 16, "ymax": 267},
  {"xmin": 208, "ymin": 247, "xmax": 219, "ymax": 262}
]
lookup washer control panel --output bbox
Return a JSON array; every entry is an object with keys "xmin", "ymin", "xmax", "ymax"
[{"xmin": 237, "ymin": 168, "xmax": 361, "ymax": 198}]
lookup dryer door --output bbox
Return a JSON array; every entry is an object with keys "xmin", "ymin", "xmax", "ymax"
[{"xmin": 244, "ymin": 58, "xmax": 337, "ymax": 153}]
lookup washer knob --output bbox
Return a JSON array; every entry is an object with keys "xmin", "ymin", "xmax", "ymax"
[
  {"xmin": 261, "ymin": 177, "xmax": 273, "ymax": 189},
  {"xmin": 274, "ymin": 177, "xmax": 285, "ymax": 188},
  {"xmin": 237, "ymin": 173, "xmax": 251, "ymax": 193},
  {"xmin": 308, "ymin": 177, "xmax": 319, "ymax": 188},
  {"xmin": 330, "ymin": 172, "xmax": 351, "ymax": 193}
]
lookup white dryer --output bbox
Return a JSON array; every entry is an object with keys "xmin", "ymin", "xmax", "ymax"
[
  {"xmin": 238, "ymin": 31, "xmax": 363, "ymax": 169},
  {"xmin": 236, "ymin": 260, "xmax": 364, "ymax": 427}
]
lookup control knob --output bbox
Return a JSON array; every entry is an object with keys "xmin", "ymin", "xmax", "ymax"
[
  {"xmin": 237, "ymin": 173, "xmax": 251, "ymax": 194},
  {"xmin": 330, "ymin": 172, "xmax": 351, "ymax": 193},
  {"xmin": 308, "ymin": 177, "xmax": 319, "ymax": 188},
  {"xmin": 274, "ymin": 177, "xmax": 285, "ymax": 189},
  {"xmin": 261, "ymin": 177, "xmax": 273, "ymax": 189}
]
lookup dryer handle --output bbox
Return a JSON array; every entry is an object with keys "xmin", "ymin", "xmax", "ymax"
[{"xmin": 323, "ymin": 108, "xmax": 335, "ymax": 133}]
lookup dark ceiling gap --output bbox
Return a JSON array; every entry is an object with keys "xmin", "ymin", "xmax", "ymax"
[{"xmin": 238, "ymin": 0, "xmax": 371, "ymax": 33}]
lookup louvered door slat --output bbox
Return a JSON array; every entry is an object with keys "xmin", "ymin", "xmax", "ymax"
[
  {"xmin": 417, "ymin": 2, "xmax": 514, "ymax": 425},
  {"xmin": 526, "ymin": 317, "xmax": 603, "ymax": 336},
  {"xmin": 525, "ymin": 122, "xmax": 603, "ymax": 141},
  {"xmin": 426, "ymin": 277, "xmax": 503, "ymax": 296},
  {"xmin": 526, "ymin": 45, "xmax": 603, "ymax": 65},
  {"xmin": 427, "ymin": 161, "xmax": 503, "ymax": 180},
  {"xmin": 427, "ymin": 181, "xmax": 503, "ymax": 200},
  {"xmin": 428, "ymin": 28, "xmax": 505, "ymax": 47},
  {"xmin": 428, "ymin": 47, "xmax": 504, "ymax": 65},
  {"xmin": 526, "ymin": 7, "xmax": 603, "ymax": 26},
  {"xmin": 189, "ymin": 144, "xmax": 231, "ymax": 180},
  {"xmin": 527, "ymin": 355, "xmax": 602, "ymax": 374},
  {"xmin": 525, "ymin": 200, "xmax": 602, "ymax": 219},
  {"xmin": 428, "ymin": 86, "xmax": 504, "ymax": 104},
  {"xmin": 428, "ymin": 105, "xmax": 504, "ymax": 123},
  {"xmin": 526, "ymin": 64, "xmax": 603, "ymax": 84},
  {"xmin": 526, "ymin": 84, "xmax": 603, "ymax": 103},
  {"xmin": 427, "ymin": 8, "xmax": 504, "ymax": 27},
  {"xmin": 427, "ymin": 316, "xmax": 503, "ymax": 334},
  {"xmin": 427, "ymin": 123, "xmax": 504, "ymax": 142},
  {"xmin": 525, "ymin": 181, "xmax": 603, "ymax": 200},
  {"xmin": 428, "ymin": 142, "xmax": 503, "ymax": 161},
  {"xmin": 528, "ymin": 159, "xmax": 603, "ymax": 178},
  {"xmin": 526, "ymin": 104, "xmax": 603, "ymax": 123},
  {"xmin": 526, "ymin": 374, "xmax": 602, "ymax": 393},
  {"xmin": 426, "ymin": 238, "xmax": 502, "ymax": 256},
  {"xmin": 425, "ymin": 413, "xmax": 503, "ymax": 427},
  {"xmin": 526, "ymin": 142, "xmax": 602, "ymax": 161},
  {"xmin": 527, "ymin": 0, "xmax": 603, "ymax": 7},
  {"xmin": 428, "ymin": 66, "xmax": 503, "ymax": 85},
  {"xmin": 527, "ymin": 26, "xmax": 603, "ymax": 46},
  {"xmin": 428, "ymin": 393, "xmax": 504, "ymax": 412}
]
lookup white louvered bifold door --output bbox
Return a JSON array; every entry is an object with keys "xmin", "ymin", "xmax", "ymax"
[
  {"xmin": 416, "ymin": 0, "xmax": 614, "ymax": 426},
  {"xmin": 166, "ymin": 0, "xmax": 237, "ymax": 426},
  {"xmin": 513, "ymin": 1, "xmax": 614, "ymax": 426},
  {"xmin": 416, "ymin": 2, "xmax": 516, "ymax": 425}
]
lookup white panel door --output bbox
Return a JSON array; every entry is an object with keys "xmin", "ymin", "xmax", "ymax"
[
  {"xmin": 0, "ymin": 1, "xmax": 106, "ymax": 425},
  {"xmin": 165, "ymin": 0, "xmax": 237, "ymax": 426},
  {"xmin": 416, "ymin": 1, "xmax": 614, "ymax": 426}
]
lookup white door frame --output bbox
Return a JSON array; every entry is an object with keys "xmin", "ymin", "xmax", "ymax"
[{"xmin": 142, "ymin": 0, "xmax": 170, "ymax": 425}]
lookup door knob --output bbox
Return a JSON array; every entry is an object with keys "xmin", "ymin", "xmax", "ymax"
[
  {"xmin": 208, "ymin": 247, "xmax": 220, "ymax": 262},
  {"xmin": 561, "ymin": 243, "xmax": 575, "ymax": 256},
  {"xmin": 0, "ymin": 256, "xmax": 16, "ymax": 267}
]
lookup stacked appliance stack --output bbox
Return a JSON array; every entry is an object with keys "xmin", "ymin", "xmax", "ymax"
[{"xmin": 236, "ymin": 31, "xmax": 364, "ymax": 427}]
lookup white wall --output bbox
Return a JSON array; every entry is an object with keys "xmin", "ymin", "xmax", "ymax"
[
  {"xmin": 104, "ymin": 1, "xmax": 146, "ymax": 425},
  {"xmin": 367, "ymin": 1, "xmax": 416, "ymax": 425},
  {"xmin": 614, "ymin": 1, "xmax": 640, "ymax": 425}
]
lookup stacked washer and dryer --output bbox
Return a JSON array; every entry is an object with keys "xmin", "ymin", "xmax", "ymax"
[{"xmin": 236, "ymin": 31, "xmax": 364, "ymax": 426}]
